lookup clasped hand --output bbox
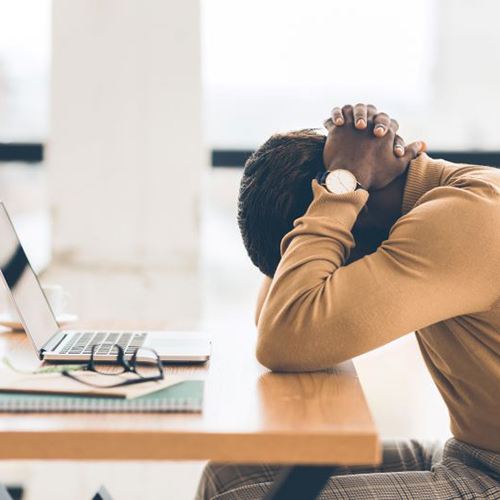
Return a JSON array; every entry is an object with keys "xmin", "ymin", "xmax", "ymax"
[{"xmin": 323, "ymin": 104, "xmax": 426, "ymax": 190}]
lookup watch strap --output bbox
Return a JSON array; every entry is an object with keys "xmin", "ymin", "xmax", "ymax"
[{"xmin": 316, "ymin": 171, "xmax": 329, "ymax": 186}]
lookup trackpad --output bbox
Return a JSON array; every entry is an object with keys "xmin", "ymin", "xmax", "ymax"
[{"xmin": 143, "ymin": 331, "xmax": 211, "ymax": 355}]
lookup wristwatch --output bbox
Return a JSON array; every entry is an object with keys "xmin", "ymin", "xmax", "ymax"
[{"xmin": 316, "ymin": 169, "xmax": 364, "ymax": 194}]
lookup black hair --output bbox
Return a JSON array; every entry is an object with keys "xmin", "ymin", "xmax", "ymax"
[{"xmin": 238, "ymin": 129, "xmax": 326, "ymax": 277}]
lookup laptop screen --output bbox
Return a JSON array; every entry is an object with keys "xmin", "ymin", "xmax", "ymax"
[{"xmin": 0, "ymin": 203, "xmax": 59, "ymax": 352}]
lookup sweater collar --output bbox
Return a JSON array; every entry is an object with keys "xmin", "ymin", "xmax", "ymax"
[{"xmin": 401, "ymin": 153, "xmax": 445, "ymax": 215}]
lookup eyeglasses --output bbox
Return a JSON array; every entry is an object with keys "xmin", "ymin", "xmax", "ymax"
[{"xmin": 62, "ymin": 344, "xmax": 164, "ymax": 388}]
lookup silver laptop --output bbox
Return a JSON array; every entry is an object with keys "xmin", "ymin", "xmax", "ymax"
[{"xmin": 0, "ymin": 203, "xmax": 211, "ymax": 364}]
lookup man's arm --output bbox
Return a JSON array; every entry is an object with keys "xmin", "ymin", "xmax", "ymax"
[
  {"xmin": 254, "ymin": 104, "xmax": 422, "ymax": 327},
  {"xmin": 255, "ymin": 276, "xmax": 272, "ymax": 326},
  {"xmin": 256, "ymin": 151, "xmax": 500, "ymax": 372}
]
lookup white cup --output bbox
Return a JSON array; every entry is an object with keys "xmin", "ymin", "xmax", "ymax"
[
  {"xmin": 4, "ymin": 284, "xmax": 71, "ymax": 320},
  {"xmin": 41, "ymin": 284, "xmax": 71, "ymax": 317}
]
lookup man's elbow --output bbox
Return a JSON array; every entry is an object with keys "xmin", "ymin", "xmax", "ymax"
[
  {"xmin": 255, "ymin": 341, "xmax": 276, "ymax": 370},
  {"xmin": 256, "ymin": 313, "xmax": 354, "ymax": 372},
  {"xmin": 256, "ymin": 335, "xmax": 287, "ymax": 371},
  {"xmin": 256, "ymin": 319, "xmax": 303, "ymax": 372},
  {"xmin": 256, "ymin": 339, "xmax": 303, "ymax": 372},
  {"xmin": 256, "ymin": 322, "xmax": 333, "ymax": 372}
]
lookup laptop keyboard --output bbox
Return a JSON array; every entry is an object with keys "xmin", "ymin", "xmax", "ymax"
[{"xmin": 59, "ymin": 331, "xmax": 147, "ymax": 356}]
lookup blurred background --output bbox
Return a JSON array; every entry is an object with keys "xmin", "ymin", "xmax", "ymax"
[{"xmin": 0, "ymin": 0, "xmax": 498, "ymax": 498}]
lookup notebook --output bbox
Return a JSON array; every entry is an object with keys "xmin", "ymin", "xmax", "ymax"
[
  {"xmin": 0, "ymin": 380, "xmax": 204, "ymax": 413},
  {"xmin": 0, "ymin": 365, "xmax": 191, "ymax": 399}
]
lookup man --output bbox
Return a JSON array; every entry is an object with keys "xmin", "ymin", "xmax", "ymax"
[{"xmin": 197, "ymin": 104, "xmax": 500, "ymax": 499}]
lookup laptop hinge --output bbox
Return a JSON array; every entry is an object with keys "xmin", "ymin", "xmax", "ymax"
[{"xmin": 40, "ymin": 331, "xmax": 67, "ymax": 358}]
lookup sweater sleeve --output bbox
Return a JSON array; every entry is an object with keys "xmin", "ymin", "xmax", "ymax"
[
  {"xmin": 256, "ymin": 175, "xmax": 500, "ymax": 372},
  {"xmin": 255, "ymin": 276, "xmax": 272, "ymax": 326}
]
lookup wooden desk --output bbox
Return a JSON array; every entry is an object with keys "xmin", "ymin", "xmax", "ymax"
[{"xmin": 0, "ymin": 326, "xmax": 380, "ymax": 466}]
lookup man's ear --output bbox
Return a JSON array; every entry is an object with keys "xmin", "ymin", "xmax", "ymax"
[{"xmin": 255, "ymin": 275, "xmax": 273, "ymax": 326}]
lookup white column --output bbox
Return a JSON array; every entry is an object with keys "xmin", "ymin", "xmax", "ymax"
[{"xmin": 49, "ymin": 0, "xmax": 203, "ymax": 271}]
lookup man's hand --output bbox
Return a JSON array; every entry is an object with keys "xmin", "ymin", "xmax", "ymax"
[{"xmin": 323, "ymin": 104, "xmax": 425, "ymax": 190}]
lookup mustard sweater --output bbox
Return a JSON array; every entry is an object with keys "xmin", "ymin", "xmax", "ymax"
[{"xmin": 256, "ymin": 154, "xmax": 500, "ymax": 453}]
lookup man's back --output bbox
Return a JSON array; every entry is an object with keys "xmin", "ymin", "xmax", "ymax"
[{"xmin": 404, "ymin": 155, "xmax": 500, "ymax": 452}]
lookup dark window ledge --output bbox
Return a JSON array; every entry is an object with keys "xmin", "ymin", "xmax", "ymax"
[
  {"xmin": 2, "ymin": 143, "xmax": 500, "ymax": 168},
  {"xmin": 211, "ymin": 149, "xmax": 500, "ymax": 168},
  {"xmin": 0, "ymin": 143, "xmax": 44, "ymax": 163}
]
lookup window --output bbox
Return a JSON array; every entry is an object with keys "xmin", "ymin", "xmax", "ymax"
[{"xmin": 203, "ymin": 0, "xmax": 500, "ymax": 152}]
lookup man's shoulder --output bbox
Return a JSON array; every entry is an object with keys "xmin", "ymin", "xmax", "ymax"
[
  {"xmin": 403, "ymin": 154, "xmax": 499, "ymax": 215},
  {"xmin": 395, "ymin": 158, "xmax": 500, "ymax": 277},
  {"xmin": 433, "ymin": 156, "xmax": 500, "ymax": 196},
  {"xmin": 401, "ymin": 156, "xmax": 500, "ymax": 244},
  {"xmin": 412, "ymin": 155, "xmax": 500, "ymax": 210}
]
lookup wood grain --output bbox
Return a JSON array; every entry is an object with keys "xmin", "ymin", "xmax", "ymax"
[{"xmin": 0, "ymin": 324, "xmax": 380, "ymax": 464}]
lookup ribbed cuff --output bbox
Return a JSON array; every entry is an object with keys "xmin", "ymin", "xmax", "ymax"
[{"xmin": 402, "ymin": 153, "xmax": 445, "ymax": 215}]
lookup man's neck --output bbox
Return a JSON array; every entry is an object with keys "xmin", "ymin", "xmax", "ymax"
[
  {"xmin": 349, "ymin": 169, "xmax": 408, "ymax": 261},
  {"xmin": 367, "ymin": 168, "xmax": 408, "ymax": 230}
]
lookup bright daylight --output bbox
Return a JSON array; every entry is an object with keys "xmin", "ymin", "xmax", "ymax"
[{"xmin": 0, "ymin": 1, "xmax": 499, "ymax": 499}]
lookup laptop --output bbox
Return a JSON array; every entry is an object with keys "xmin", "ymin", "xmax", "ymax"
[{"xmin": 0, "ymin": 203, "xmax": 211, "ymax": 364}]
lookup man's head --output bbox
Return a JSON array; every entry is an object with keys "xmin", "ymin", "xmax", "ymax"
[{"xmin": 238, "ymin": 129, "xmax": 326, "ymax": 277}]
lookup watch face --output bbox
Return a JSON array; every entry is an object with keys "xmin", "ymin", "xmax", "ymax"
[{"xmin": 325, "ymin": 169, "xmax": 357, "ymax": 194}]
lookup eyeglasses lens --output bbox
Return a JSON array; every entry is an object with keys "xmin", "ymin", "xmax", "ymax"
[
  {"xmin": 131, "ymin": 347, "xmax": 163, "ymax": 378},
  {"xmin": 90, "ymin": 344, "xmax": 128, "ymax": 375}
]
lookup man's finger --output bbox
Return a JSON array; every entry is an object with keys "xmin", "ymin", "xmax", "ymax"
[
  {"xmin": 366, "ymin": 104, "xmax": 377, "ymax": 121},
  {"xmin": 373, "ymin": 112, "xmax": 391, "ymax": 137},
  {"xmin": 323, "ymin": 117, "xmax": 335, "ymax": 131},
  {"xmin": 353, "ymin": 103, "xmax": 368, "ymax": 129},
  {"xmin": 390, "ymin": 118, "xmax": 399, "ymax": 134},
  {"xmin": 331, "ymin": 107, "xmax": 344, "ymax": 126},
  {"xmin": 341, "ymin": 104, "xmax": 354, "ymax": 124},
  {"xmin": 402, "ymin": 141, "xmax": 427, "ymax": 162},
  {"xmin": 394, "ymin": 135, "xmax": 405, "ymax": 157}
]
